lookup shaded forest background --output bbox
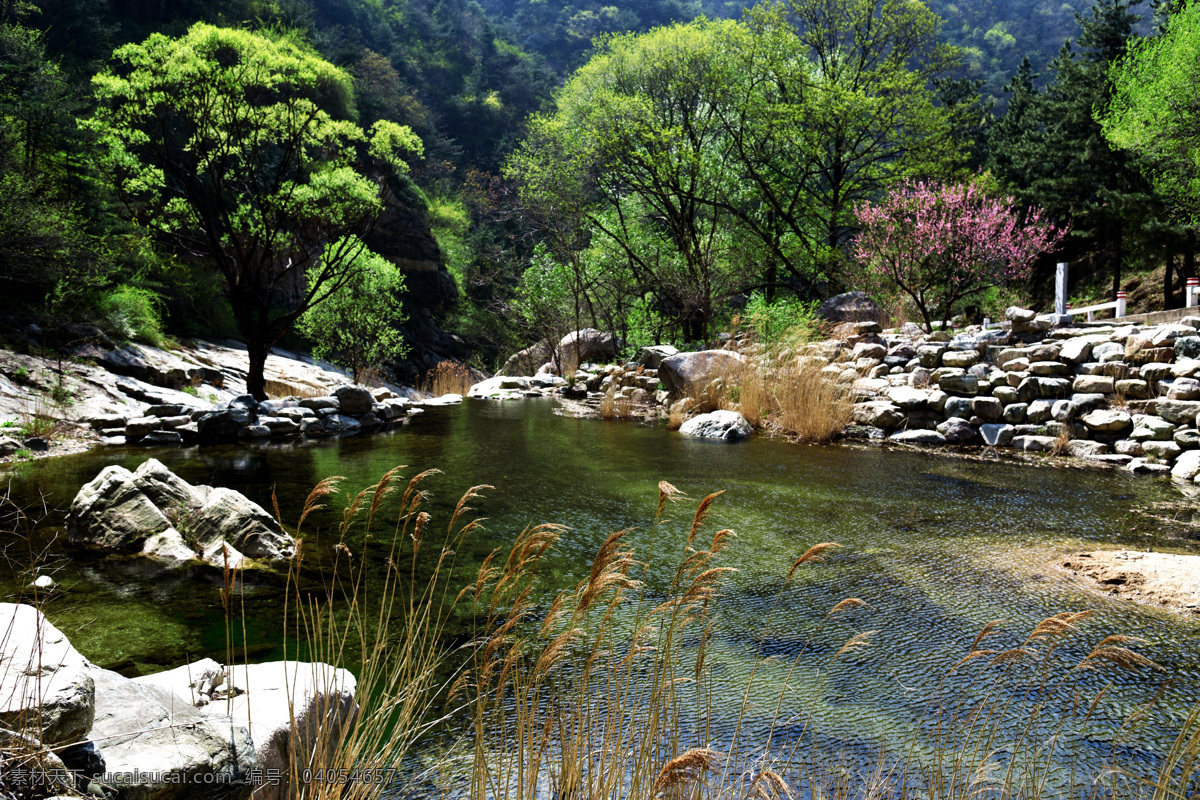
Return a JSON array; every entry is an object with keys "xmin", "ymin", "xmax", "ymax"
[{"xmin": 2, "ymin": 0, "xmax": 1190, "ymax": 375}]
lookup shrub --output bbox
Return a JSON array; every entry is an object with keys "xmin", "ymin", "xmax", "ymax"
[
  {"xmin": 97, "ymin": 285, "xmax": 165, "ymax": 345},
  {"xmin": 743, "ymin": 291, "xmax": 820, "ymax": 343},
  {"xmin": 296, "ymin": 243, "xmax": 408, "ymax": 384}
]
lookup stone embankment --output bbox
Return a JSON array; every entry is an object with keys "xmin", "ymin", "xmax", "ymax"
[
  {"xmin": 480, "ymin": 310, "xmax": 1200, "ymax": 474},
  {"xmin": 0, "ymin": 602, "xmax": 355, "ymax": 799},
  {"xmin": 832, "ymin": 308, "xmax": 1200, "ymax": 480}
]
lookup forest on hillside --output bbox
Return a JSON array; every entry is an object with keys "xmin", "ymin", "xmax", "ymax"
[{"xmin": 3, "ymin": 0, "xmax": 1199, "ymax": 386}]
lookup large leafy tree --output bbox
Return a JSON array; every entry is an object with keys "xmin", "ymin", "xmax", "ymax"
[
  {"xmin": 86, "ymin": 23, "xmax": 422, "ymax": 398},
  {"xmin": 718, "ymin": 0, "xmax": 965, "ymax": 291},
  {"xmin": 508, "ymin": 4, "xmax": 966, "ymax": 341},
  {"xmin": 1103, "ymin": 0, "xmax": 1200, "ymax": 223},
  {"xmin": 507, "ymin": 19, "xmax": 750, "ymax": 342}
]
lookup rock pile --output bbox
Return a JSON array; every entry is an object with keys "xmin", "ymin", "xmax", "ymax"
[
  {"xmin": 834, "ymin": 308, "xmax": 1200, "ymax": 479},
  {"xmin": 86, "ymin": 385, "xmax": 421, "ymax": 447},
  {"xmin": 68, "ymin": 459, "xmax": 295, "ymax": 571},
  {"xmin": 0, "ymin": 603, "xmax": 355, "ymax": 800}
]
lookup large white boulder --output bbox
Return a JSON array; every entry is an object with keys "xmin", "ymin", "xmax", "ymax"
[
  {"xmin": 559, "ymin": 328, "xmax": 620, "ymax": 364},
  {"xmin": 90, "ymin": 666, "xmax": 256, "ymax": 800},
  {"xmin": 67, "ymin": 465, "xmax": 174, "ymax": 551},
  {"xmin": 68, "ymin": 459, "xmax": 295, "ymax": 568},
  {"xmin": 679, "ymin": 410, "xmax": 753, "ymax": 441},
  {"xmin": 198, "ymin": 661, "xmax": 358, "ymax": 800},
  {"xmin": 0, "ymin": 604, "xmax": 94, "ymax": 746}
]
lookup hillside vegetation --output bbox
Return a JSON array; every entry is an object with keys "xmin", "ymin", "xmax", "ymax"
[{"xmin": 1, "ymin": 0, "xmax": 1195, "ymax": 382}]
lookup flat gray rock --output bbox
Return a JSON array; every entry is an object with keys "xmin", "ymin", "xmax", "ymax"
[{"xmin": 90, "ymin": 666, "xmax": 255, "ymax": 800}]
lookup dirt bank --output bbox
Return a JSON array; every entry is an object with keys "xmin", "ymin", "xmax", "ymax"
[{"xmin": 1060, "ymin": 549, "xmax": 1200, "ymax": 616}]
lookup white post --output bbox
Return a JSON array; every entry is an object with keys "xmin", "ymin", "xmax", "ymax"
[
  {"xmin": 1116, "ymin": 291, "xmax": 1127, "ymax": 318},
  {"xmin": 1055, "ymin": 263, "xmax": 1068, "ymax": 316},
  {"xmin": 1187, "ymin": 277, "xmax": 1199, "ymax": 308},
  {"xmin": 982, "ymin": 317, "xmax": 991, "ymax": 330}
]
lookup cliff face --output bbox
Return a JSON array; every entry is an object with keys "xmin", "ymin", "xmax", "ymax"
[{"xmin": 366, "ymin": 181, "xmax": 467, "ymax": 383}]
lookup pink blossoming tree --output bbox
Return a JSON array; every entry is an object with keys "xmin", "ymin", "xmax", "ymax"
[{"xmin": 850, "ymin": 179, "xmax": 1066, "ymax": 332}]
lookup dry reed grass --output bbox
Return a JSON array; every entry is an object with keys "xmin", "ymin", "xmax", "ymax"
[
  {"xmin": 1050, "ymin": 425, "xmax": 1072, "ymax": 457},
  {"xmin": 600, "ymin": 386, "xmax": 637, "ymax": 420},
  {"xmin": 694, "ymin": 325, "xmax": 855, "ymax": 443},
  {"xmin": 421, "ymin": 360, "xmax": 479, "ymax": 397},
  {"xmin": 275, "ymin": 473, "xmax": 1200, "ymax": 800},
  {"xmin": 264, "ymin": 377, "xmax": 326, "ymax": 399}
]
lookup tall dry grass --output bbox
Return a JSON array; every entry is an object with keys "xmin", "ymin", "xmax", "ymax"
[
  {"xmin": 600, "ymin": 386, "xmax": 637, "ymax": 420},
  {"xmin": 421, "ymin": 360, "xmax": 480, "ymax": 397},
  {"xmin": 264, "ymin": 378, "xmax": 326, "ymax": 399},
  {"xmin": 687, "ymin": 324, "xmax": 855, "ymax": 443},
  {"xmin": 277, "ymin": 472, "xmax": 1200, "ymax": 800},
  {"xmin": 277, "ymin": 467, "xmax": 495, "ymax": 800}
]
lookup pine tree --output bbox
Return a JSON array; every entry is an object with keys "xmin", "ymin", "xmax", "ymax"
[{"xmin": 986, "ymin": 0, "xmax": 1156, "ymax": 301}]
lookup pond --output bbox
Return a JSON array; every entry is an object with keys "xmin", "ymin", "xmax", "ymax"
[{"xmin": 3, "ymin": 397, "xmax": 1199, "ymax": 790}]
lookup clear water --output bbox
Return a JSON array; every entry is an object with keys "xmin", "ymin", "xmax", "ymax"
[{"xmin": 4, "ymin": 398, "xmax": 1199, "ymax": 785}]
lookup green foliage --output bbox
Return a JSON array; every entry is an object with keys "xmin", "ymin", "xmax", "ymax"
[
  {"xmin": 621, "ymin": 296, "xmax": 669, "ymax": 354},
  {"xmin": 986, "ymin": 0, "xmax": 1157, "ymax": 300},
  {"xmin": 85, "ymin": 23, "xmax": 421, "ymax": 397},
  {"xmin": 508, "ymin": 3, "xmax": 965, "ymax": 348},
  {"xmin": 742, "ymin": 292, "xmax": 818, "ymax": 343},
  {"xmin": 296, "ymin": 242, "xmax": 408, "ymax": 384},
  {"xmin": 427, "ymin": 193, "xmax": 472, "ymax": 289},
  {"xmin": 97, "ymin": 285, "xmax": 164, "ymax": 345},
  {"xmin": 1104, "ymin": 0, "xmax": 1200, "ymax": 223},
  {"xmin": 509, "ymin": 18, "xmax": 761, "ymax": 342}
]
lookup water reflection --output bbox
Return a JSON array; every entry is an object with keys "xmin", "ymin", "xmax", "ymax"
[{"xmin": 3, "ymin": 398, "xmax": 1198, "ymax": 775}]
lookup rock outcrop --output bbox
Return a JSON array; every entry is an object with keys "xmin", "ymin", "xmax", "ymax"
[
  {"xmin": 67, "ymin": 459, "xmax": 295, "ymax": 570},
  {"xmin": 658, "ymin": 350, "xmax": 747, "ymax": 397},
  {"xmin": 89, "ymin": 665, "xmax": 255, "ymax": 799},
  {"xmin": 817, "ymin": 291, "xmax": 884, "ymax": 323},
  {"xmin": 0, "ymin": 604, "xmax": 94, "ymax": 746},
  {"xmin": 0, "ymin": 603, "xmax": 356, "ymax": 800},
  {"xmin": 500, "ymin": 329, "xmax": 622, "ymax": 376}
]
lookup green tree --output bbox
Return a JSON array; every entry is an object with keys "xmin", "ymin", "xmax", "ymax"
[
  {"xmin": 1104, "ymin": 0, "xmax": 1200, "ymax": 223},
  {"xmin": 296, "ymin": 242, "xmax": 408, "ymax": 384},
  {"xmin": 507, "ymin": 19, "xmax": 751, "ymax": 342},
  {"xmin": 987, "ymin": 0, "xmax": 1154, "ymax": 300},
  {"xmin": 85, "ymin": 23, "xmax": 422, "ymax": 398},
  {"xmin": 718, "ymin": 0, "xmax": 965, "ymax": 291}
]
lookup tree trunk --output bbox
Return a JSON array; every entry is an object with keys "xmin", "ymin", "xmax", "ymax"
[
  {"xmin": 1165, "ymin": 238, "xmax": 1178, "ymax": 310},
  {"xmin": 246, "ymin": 337, "xmax": 269, "ymax": 401}
]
